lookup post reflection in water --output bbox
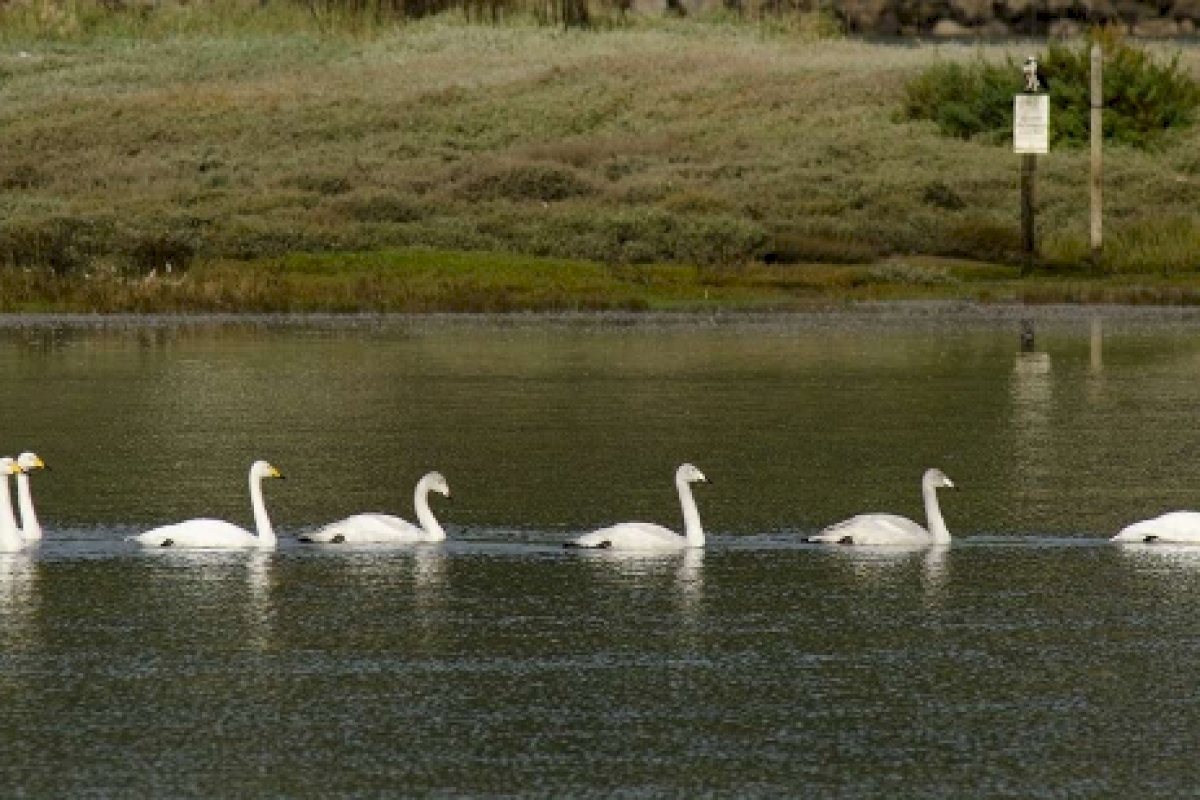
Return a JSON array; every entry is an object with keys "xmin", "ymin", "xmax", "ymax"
[
  {"xmin": 1090, "ymin": 316, "xmax": 1104, "ymax": 374},
  {"xmin": 1011, "ymin": 350, "xmax": 1054, "ymax": 511}
]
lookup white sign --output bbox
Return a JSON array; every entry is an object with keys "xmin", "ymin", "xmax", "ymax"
[{"xmin": 1014, "ymin": 94, "xmax": 1050, "ymax": 155}]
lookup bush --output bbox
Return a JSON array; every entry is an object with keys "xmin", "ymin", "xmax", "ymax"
[
  {"xmin": 456, "ymin": 161, "xmax": 597, "ymax": 203},
  {"xmin": 901, "ymin": 32, "xmax": 1200, "ymax": 149},
  {"xmin": 0, "ymin": 217, "xmax": 113, "ymax": 276},
  {"xmin": 763, "ymin": 230, "xmax": 879, "ymax": 264},
  {"xmin": 127, "ymin": 231, "xmax": 197, "ymax": 275}
]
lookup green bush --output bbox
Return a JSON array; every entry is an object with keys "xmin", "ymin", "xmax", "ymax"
[
  {"xmin": 0, "ymin": 217, "xmax": 114, "ymax": 276},
  {"xmin": 456, "ymin": 162, "xmax": 597, "ymax": 203},
  {"xmin": 901, "ymin": 33, "xmax": 1200, "ymax": 149}
]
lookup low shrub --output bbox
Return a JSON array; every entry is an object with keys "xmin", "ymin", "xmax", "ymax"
[
  {"xmin": 762, "ymin": 230, "xmax": 879, "ymax": 265},
  {"xmin": 0, "ymin": 217, "xmax": 114, "ymax": 276},
  {"xmin": 335, "ymin": 193, "xmax": 430, "ymax": 223},
  {"xmin": 455, "ymin": 161, "xmax": 597, "ymax": 203},
  {"xmin": 127, "ymin": 231, "xmax": 198, "ymax": 275}
]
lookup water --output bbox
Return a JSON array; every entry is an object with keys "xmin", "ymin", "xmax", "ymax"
[{"xmin": 3, "ymin": 311, "xmax": 1200, "ymax": 795}]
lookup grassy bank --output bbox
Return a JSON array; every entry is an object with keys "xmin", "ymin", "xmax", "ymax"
[
  {"xmin": 2, "ymin": 14, "xmax": 1200, "ymax": 309},
  {"xmin": 7, "ymin": 246, "xmax": 1200, "ymax": 312}
]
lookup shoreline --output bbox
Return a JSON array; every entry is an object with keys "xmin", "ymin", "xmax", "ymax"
[{"xmin": 7, "ymin": 302, "xmax": 1200, "ymax": 331}]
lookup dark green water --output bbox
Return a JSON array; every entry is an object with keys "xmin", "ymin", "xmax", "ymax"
[{"xmin": 2, "ymin": 312, "xmax": 1200, "ymax": 796}]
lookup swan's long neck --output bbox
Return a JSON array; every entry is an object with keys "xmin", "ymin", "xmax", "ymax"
[
  {"xmin": 676, "ymin": 478, "xmax": 704, "ymax": 548},
  {"xmin": 16, "ymin": 473, "xmax": 40, "ymax": 541},
  {"xmin": 0, "ymin": 477, "xmax": 23, "ymax": 551},
  {"xmin": 414, "ymin": 479, "xmax": 446, "ymax": 541},
  {"xmin": 249, "ymin": 473, "xmax": 276, "ymax": 547},
  {"xmin": 923, "ymin": 481, "xmax": 950, "ymax": 544}
]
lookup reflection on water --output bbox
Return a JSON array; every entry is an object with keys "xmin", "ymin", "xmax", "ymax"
[
  {"xmin": 1114, "ymin": 542, "xmax": 1200, "ymax": 595},
  {"xmin": 921, "ymin": 544, "xmax": 950, "ymax": 606},
  {"xmin": 246, "ymin": 550, "xmax": 274, "ymax": 650},
  {"xmin": 0, "ymin": 552, "xmax": 35, "ymax": 614}
]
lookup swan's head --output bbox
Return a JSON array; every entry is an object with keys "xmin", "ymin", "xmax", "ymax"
[
  {"xmin": 676, "ymin": 463, "xmax": 708, "ymax": 484},
  {"xmin": 251, "ymin": 461, "xmax": 284, "ymax": 481},
  {"xmin": 17, "ymin": 452, "xmax": 45, "ymax": 473},
  {"xmin": 924, "ymin": 468, "xmax": 954, "ymax": 490},
  {"xmin": 0, "ymin": 457, "xmax": 20, "ymax": 477},
  {"xmin": 424, "ymin": 471, "xmax": 451, "ymax": 498}
]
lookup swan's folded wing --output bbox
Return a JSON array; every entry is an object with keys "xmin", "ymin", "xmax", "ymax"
[
  {"xmin": 568, "ymin": 522, "xmax": 685, "ymax": 550},
  {"xmin": 1113, "ymin": 511, "xmax": 1200, "ymax": 542},
  {"xmin": 129, "ymin": 519, "xmax": 257, "ymax": 548},
  {"xmin": 312, "ymin": 514, "xmax": 423, "ymax": 543},
  {"xmin": 809, "ymin": 514, "xmax": 928, "ymax": 545}
]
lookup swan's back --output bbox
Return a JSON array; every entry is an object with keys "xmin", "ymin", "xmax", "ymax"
[
  {"xmin": 1112, "ymin": 512, "xmax": 1200, "ymax": 543},
  {"xmin": 808, "ymin": 514, "xmax": 931, "ymax": 546},
  {"xmin": 129, "ymin": 519, "xmax": 261, "ymax": 548},
  {"xmin": 308, "ymin": 514, "xmax": 426, "ymax": 544},
  {"xmin": 568, "ymin": 522, "xmax": 687, "ymax": 551}
]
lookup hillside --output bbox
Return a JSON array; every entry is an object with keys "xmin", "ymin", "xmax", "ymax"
[{"xmin": 2, "ymin": 16, "xmax": 1200, "ymax": 309}]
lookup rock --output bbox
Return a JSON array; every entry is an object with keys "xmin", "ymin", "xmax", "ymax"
[
  {"xmin": 950, "ymin": 0, "xmax": 993, "ymax": 23},
  {"xmin": 1171, "ymin": 0, "xmax": 1200, "ymax": 19},
  {"xmin": 932, "ymin": 17, "xmax": 973, "ymax": 32},
  {"xmin": 1133, "ymin": 17, "xmax": 1180, "ymax": 32},
  {"xmin": 1048, "ymin": 18, "xmax": 1083, "ymax": 35},
  {"xmin": 841, "ymin": 0, "xmax": 891, "ymax": 29},
  {"xmin": 1115, "ymin": 0, "xmax": 1155, "ymax": 19}
]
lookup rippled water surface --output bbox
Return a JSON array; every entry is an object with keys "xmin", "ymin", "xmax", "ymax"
[{"xmin": 3, "ymin": 311, "xmax": 1200, "ymax": 796}]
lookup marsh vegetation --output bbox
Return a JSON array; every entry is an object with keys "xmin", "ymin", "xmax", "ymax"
[{"xmin": 2, "ymin": 8, "xmax": 1200, "ymax": 309}]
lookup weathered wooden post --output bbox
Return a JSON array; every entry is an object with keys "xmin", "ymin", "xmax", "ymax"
[
  {"xmin": 1015, "ymin": 57, "xmax": 1049, "ymax": 277},
  {"xmin": 1090, "ymin": 42, "xmax": 1103, "ymax": 271}
]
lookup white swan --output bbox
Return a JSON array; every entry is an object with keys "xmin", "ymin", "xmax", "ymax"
[
  {"xmin": 565, "ymin": 463, "xmax": 708, "ymax": 551},
  {"xmin": 0, "ymin": 458, "xmax": 25, "ymax": 553},
  {"xmin": 805, "ymin": 468, "xmax": 955, "ymax": 546},
  {"xmin": 301, "ymin": 471, "xmax": 452, "ymax": 544},
  {"xmin": 1112, "ymin": 512, "xmax": 1200, "ymax": 544},
  {"xmin": 15, "ymin": 452, "xmax": 46, "ymax": 542},
  {"xmin": 127, "ymin": 461, "xmax": 284, "ymax": 549}
]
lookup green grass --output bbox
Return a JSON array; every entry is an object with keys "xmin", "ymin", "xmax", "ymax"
[
  {"xmin": 2, "ymin": 12, "xmax": 1200, "ymax": 309},
  {"xmin": 7, "ymin": 245, "xmax": 1200, "ymax": 312}
]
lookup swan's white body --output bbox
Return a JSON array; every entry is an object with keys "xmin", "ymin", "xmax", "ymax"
[
  {"xmin": 0, "ymin": 459, "xmax": 25, "ymax": 553},
  {"xmin": 566, "ymin": 464, "xmax": 708, "ymax": 551},
  {"xmin": 128, "ymin": 461, "xmax": 284, "ymax": 549},
  {"xmin": 1112, "ymin": 512, "xmax": 1200, "ymax": 544},
  {"xmin": 16, "ymin": 452, "xmax": 46, "ymax": 542},
  {"xmin": 807, "ymin": 469, "xmax": 955, "ymax": 546},
  {"xmin": 304, "ymin": 472, "xmax": 451, "ymax": 544}
]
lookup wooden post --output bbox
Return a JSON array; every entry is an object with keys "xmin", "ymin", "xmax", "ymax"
[
  {"xmin": 1021, "ymin": 154, "xmax": 1037, "ymax": 275},
  {"xmin": 1090, "ymin": 42, "xmax": 1103, "ymax": 272}
]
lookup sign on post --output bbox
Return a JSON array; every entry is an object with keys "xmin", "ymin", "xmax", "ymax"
[{"xmin": 1014, "ymin": 95, "xmax": 1049, "ymax": 155}]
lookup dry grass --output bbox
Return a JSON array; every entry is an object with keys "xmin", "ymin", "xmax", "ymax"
[{"xmin": 0, "ymin": 13, "xmax": 1199, "ymax": 293}]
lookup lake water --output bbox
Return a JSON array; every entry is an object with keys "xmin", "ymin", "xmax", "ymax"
[{"xmin": 3, "ymin": 310, "xmax": 1200, "ymax": 795}]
